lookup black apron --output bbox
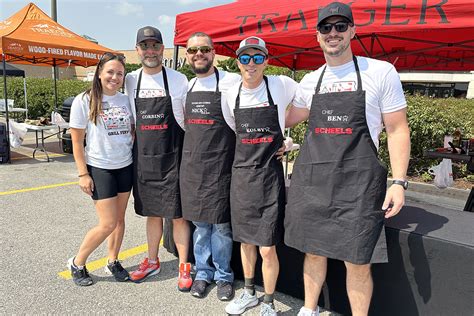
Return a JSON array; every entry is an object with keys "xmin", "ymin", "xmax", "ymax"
[
  {"xmin": 230, "ymin": 76, "xmax": 285, "ymax": 247},
  {"xmin": 180, "ymin": 69, "xmax": 236, "ymax": 224},
  {"xmin": 132, "ymin": 67, "xmax": 184, "ymax": 218},
  {"xmin": 284, "ymin": 56, "xmax": 388, "ymax": 264}
]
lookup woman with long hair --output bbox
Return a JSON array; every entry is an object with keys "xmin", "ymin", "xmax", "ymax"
[{"xmin": 67, "ymin": 52, "xmax": 134, "ymax": 286}]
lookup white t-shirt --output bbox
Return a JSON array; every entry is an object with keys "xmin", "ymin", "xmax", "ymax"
[
  {"xmin": 69, "ymin": 92, "xmax": 133, "ymax": 169},
  {"xmin": 187, "ymin": 70, "xmax": 241, "ymax": 112},
  {"xmin": 223, "ymin": 75, "xmax": 297, "ymax": 134},
  {"xmin": 293, "ymin": 56, "xmax": 406, "ymax": 149},
  {"xmin": 124, "ymin": 66, "xmax": 188, "ymax": 129}
]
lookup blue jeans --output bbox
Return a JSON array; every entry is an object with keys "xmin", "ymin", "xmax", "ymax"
[{"xmin": 193, "ymin": 221, "xmax": 234, "ymax": 283}]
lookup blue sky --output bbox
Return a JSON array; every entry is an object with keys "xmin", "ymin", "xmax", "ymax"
[{"xmin": 0, "ymin": 0, "xmax": 235, "ymax": 50}]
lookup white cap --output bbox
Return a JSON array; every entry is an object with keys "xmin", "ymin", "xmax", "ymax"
[{"xmin": 236, "ymin": 36, "xmax": 268, "ymax": 56}]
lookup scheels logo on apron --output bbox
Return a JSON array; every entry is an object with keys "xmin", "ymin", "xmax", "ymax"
[
  {"xmin": 314, "ymin": 127, "xmax": 352, "ymax": 135},
  {"xmin": 187, "ymin": 118, "xmax": 215, "ymax": 125},
  {"xmin": 241, "ymin": 136, "xmax": 274, "ymax": 144},
  {"xmin": 140, "ymin": 124, "xmax": 168, "ymax": 130},
  {"xmin": 314, "ymin": 108, "xmax": 352, "ymax": 134}
]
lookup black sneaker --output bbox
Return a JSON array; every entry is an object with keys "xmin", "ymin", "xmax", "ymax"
[
  {"xmin": 217, "ymin": 281, "xmax": 234, "ymax": 301},
  {"xmin": 67, "ymin": 257, "xmax": 93, "ymax": 286},
  {"xmin": 190, "ymin": 280, "xmax": 208, "ymax": 298},
  {"xmin": 105, "ymin": 260, "xmax": 130, "ymax": 282}
]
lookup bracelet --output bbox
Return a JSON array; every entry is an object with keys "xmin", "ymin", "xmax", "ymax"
[{"xmin": 78, "ymin": 173, "xmax": 89, "ymax": 177}]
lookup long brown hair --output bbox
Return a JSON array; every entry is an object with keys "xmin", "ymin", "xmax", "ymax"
[{"xmin": 83, "ymin": 52, "xmax": 126, "ymax": 124}]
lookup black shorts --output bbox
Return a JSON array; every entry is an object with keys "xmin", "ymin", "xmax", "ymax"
[{"xmin": 87, "ymin": 164, "xmax": 133, "ymax": 201}]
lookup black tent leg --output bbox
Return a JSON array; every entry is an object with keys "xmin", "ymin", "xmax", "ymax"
[
  {"xmin": 173, "ymin": 46, "xmax": 179, "ymax": 70},
  {"xmin": 2, "ymin": 54, "xmax": 11, "ymax": 164}
]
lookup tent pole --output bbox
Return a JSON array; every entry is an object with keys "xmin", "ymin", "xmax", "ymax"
[
  {"xmin": 2, "ymin": 54, "xmax": 11, "ymax": 163},
  {"xmin": 173, "ymin": 46, "xmax": 179, "ymax": 70},
  {"xmin": 51, "ymin": 0, "xmax": 57, "ymax": 21},
  {"xmin": 284, "ymin": 56, "xmax": 298, "ymax": 179},
  {"xmin": 23, "ymin": 76, "xmax": 28, "ymax": 119},
  {"xmin": 53, "ymin": 58, "xmax": 58, "ymax": 111}
]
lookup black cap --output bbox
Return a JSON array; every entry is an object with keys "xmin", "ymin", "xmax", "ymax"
[
  {"xmin": 318, "ymin": 2, "xmax": 354, "ymax": 26},
  {"xmin": 136, "ymin": 26, "xmax": 163, "ymax": 45}
]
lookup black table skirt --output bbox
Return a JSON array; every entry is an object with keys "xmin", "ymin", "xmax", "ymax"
[{"xmin": 164, "ymin": 197, "xmax": 474, "ymax": 315}]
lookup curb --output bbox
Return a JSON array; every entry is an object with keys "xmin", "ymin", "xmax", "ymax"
[{"xmin": 388, "ymin": 179, "xmax": 470, "ymax": 210}]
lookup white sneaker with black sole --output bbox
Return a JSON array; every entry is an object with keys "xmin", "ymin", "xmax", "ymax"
[{"xmin": 225, "ymin": 290, "xmax": 259, "ymax": 315}]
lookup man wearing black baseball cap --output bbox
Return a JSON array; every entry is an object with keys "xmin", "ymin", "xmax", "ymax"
[
  {"xmin": 317, "ymin": 1, "xmax": 354, "ymax": 27},
  {"xmin": 135, "ymin": 26, "xmax": 163, "ymax": 45},
  {"xmin": 285, "ymin": 2, "xmax": 410, "ymax": 316},
  {"xmin": 125, "ymin": 26, "xmax": 193, "ymax": 291}
]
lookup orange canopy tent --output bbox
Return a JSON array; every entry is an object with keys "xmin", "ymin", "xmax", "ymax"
[
  {"xmin": 1, "ymin": 3, "xmax": 117, "ymax": 161},
  {"xmin": 0, "ymin": 2, "xmax": 116, "ymax": 67}
]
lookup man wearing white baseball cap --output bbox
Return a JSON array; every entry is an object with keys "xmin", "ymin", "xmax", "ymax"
[{"xmin": 222, "ymin": 36, "xmax": 297, "ymax": 316}]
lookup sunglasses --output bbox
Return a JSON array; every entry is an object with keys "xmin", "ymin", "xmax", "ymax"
[
  {"xmin": 137, "ymin": 42, "xmax": 162, "ymax": 50},
  {"xmin": 186, "ymin": 46, "xmax": 213, "ymax": 54},
  {"xmin": 100, "ymin": 52, "xmax": 126, "ymax": 62},
  {"xmin": 317, "ymin": 21, "xmax": 351, "ymax": 34},
  {"xmin": 238, "ymin": 54, "xmax": 266, "ymax": 65}
]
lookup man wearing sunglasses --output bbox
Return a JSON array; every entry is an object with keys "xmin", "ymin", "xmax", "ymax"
[
  {"xmin": 124, "ymin": 26, "xmax": 193, "ymax": 291},
  {"xmin": 180, "ymin": 32, "xmax": 241, "ymax": 301},
  {"xmin": 222, "ymin": 36, "xmax": 297, "ymax": 316},
  {"xmin": 284, "ymin": 2, "xmax": 410, "ymax": 316}
]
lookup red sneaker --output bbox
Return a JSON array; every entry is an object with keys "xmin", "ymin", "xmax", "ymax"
[
  {"xmin": 130, "ymin": 258, "xmax": 160, "ymax": 283},
  {"xmin": 178, "ymin": 262, "xmax": 192, "ymax": 292}
]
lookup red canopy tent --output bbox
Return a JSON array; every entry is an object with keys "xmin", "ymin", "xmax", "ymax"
[{"xmin": 174, "ymin": 0, "xmax": 474, "ymax": 71}]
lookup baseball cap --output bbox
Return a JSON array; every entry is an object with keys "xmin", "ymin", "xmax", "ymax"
[
  {"xmin": 236, "ymin": 36, "xmax": 268, "ymax": 56},
  {"xmin": 318, "ymin": 2, "xmax": 354, "ymax": 26},
  {"xmin": 136, "ymin": 26, "xmax": 163, "ymax": 45}
]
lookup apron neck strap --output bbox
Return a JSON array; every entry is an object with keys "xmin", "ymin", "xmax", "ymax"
[
  {"xmin": 214, "ymin": 67, "xmax": 220, "ymax": 92},
  {"xmin": 315, "ymin": 55, "xmax": 362, "ymax": 93},
  {"xmin": 353, "ymin": 56, "xmax": 362, "ymax": 91},
  {"xmin": 162, "ymin": 67, "xmax": 170, "ymax": 95},
  {"xmin": 235, "ymin": 75, "xmax": 274, "ymax": 110},
  {"xmin": 136, "ymin": 67, "xmax": 170, "ymax": 98},
  {"xmin": 263, "ymin": 76, "xmax": 275, "ymax": 107},
  {"xmin": 136, "ymin": 70, "xmax": 143, "ymax": 99}
]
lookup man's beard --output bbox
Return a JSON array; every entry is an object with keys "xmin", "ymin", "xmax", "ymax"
[
  {"xmin": 141, "ymin": 56, "xmax": 161, "ymax": 68},
  {"xmin": 191, "ymin": 59, "xmax": 213, "ymax": 74},
  {"xmin": 323, "ymin": 38, "xmax": 350, "ymax": 57}
]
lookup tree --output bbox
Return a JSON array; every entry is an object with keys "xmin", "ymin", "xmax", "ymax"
[
  {"xmin": 217, "ymin": 58, "xmax": 239, "ymax": 73},
  {"xmin": 177, "ymin": 64, "xmax": 196, "ymax": 81},
  {"xmin": 125, "ymin": 63, "xmax": 141, "ymax": 74}
]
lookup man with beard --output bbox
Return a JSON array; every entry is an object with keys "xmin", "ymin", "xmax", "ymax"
[
  {"xmin": 284, "ymin": 3, "xmax": 410, "ymax": 316},
  {"xmin": 223, "ymin": 37, "xmax": 297, "ymax": 316},
  {"xmin": 124, "ymin": 26, "xmax": 193, "ymax": 291},
  {"xmin": 180, "ymin": 32, "xmax": 241, "ymax": 300}
]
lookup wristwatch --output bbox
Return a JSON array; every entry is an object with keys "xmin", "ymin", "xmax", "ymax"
[{"xmin": 392, "ymin": 179, "xmax": 409, "ymax": 190}]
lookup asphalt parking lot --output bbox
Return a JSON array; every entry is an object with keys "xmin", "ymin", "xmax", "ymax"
[
  {"xmin": 4, "ymin": 127, "xmax": 467, "ymax": 315},
  {"xmin": 0, "ymin": 129, "xmax": 338, "ymax": 315}
]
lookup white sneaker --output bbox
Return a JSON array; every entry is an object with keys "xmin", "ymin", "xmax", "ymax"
[
  {"xmin": 260, "ymin": 302, "xmax": 277, "ymax": 316},
  {"xmin": 225, "ymin": 290, "xmax": 259, "ymax": 314},
  {"xmin": 297, "ymin": 306, "xmax": 319, "ymax": 316}
]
